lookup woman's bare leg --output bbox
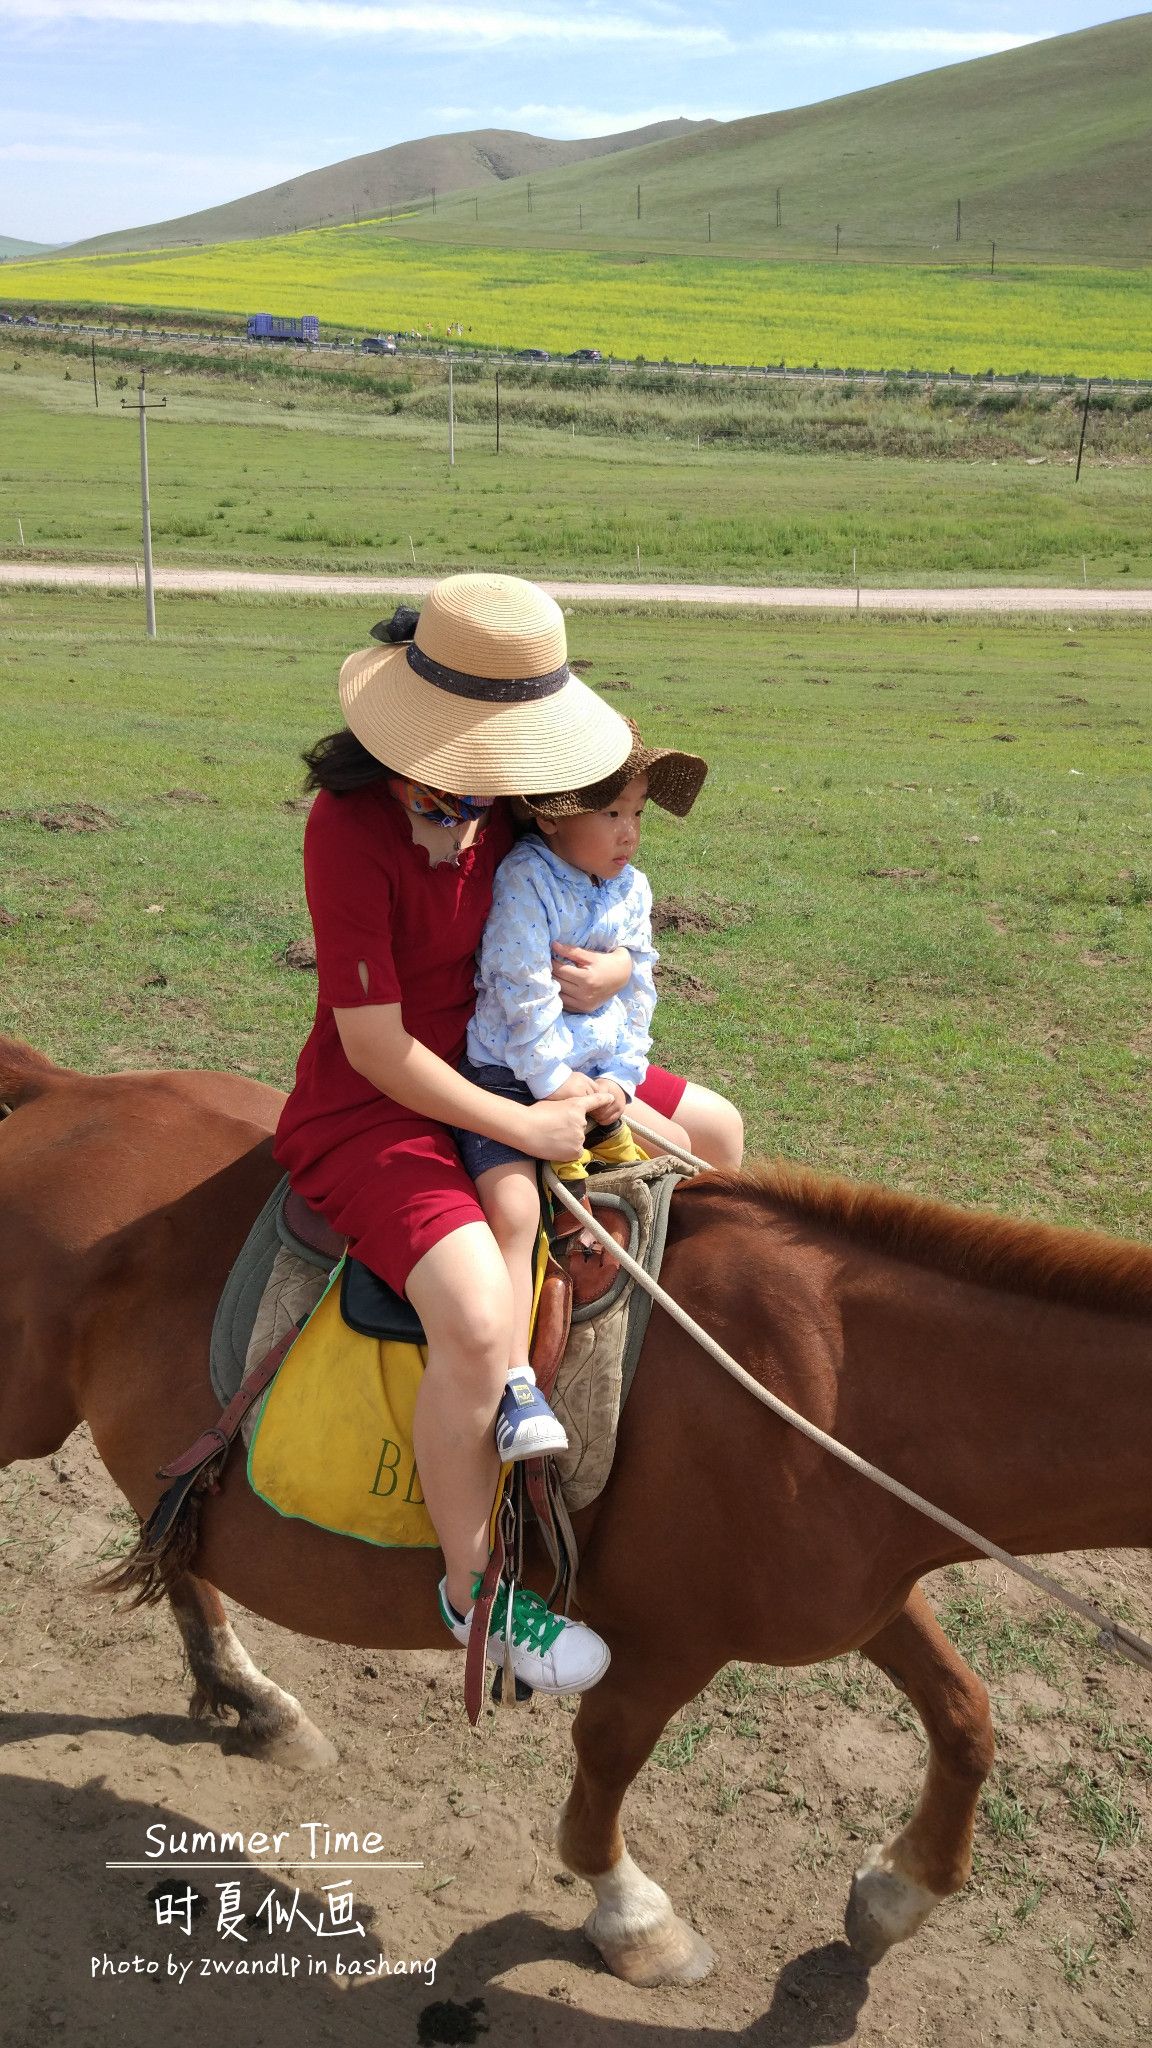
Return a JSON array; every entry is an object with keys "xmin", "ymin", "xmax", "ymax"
[
  {"xmin": 670, "ymin": 1082, "xmax": 743, "ymax": 1168},
  {"xmin": 405, "ymin": 1221, "xmax": 512, "ymax": 1615},
  {"xmin": 475, "ymin": 1160, "xmax": 540, "ymax": 1374}
]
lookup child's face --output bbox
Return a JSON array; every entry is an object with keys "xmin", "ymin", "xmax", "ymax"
[{"xmin": 538, "ymin": 774, "xmax": 649, "ymax": 882}]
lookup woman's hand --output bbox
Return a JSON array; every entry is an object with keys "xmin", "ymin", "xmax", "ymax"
[
  {"xmin": 553, "ymin": 944, "xmax": 631, "ymax": 1015},
  {"xmin": 515, "ymin": 1095, "xmax": 598, "ymax": 1163}
]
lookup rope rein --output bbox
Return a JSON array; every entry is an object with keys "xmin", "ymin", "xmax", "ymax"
[{"xmin": 543, "ymin": 1123, "xmax": 1152, "ymax": 1674}]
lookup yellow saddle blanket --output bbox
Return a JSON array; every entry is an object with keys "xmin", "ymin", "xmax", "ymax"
[{"xmin": 247, "ymin": 1237, "xmax": 549, "ymax": 1549}]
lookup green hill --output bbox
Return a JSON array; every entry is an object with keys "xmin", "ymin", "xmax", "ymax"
[
  {"xmin": 384, "ymin": 14, "xmax": 1152, "ymax": 263},
  {"xmin": 64, "ymin": 118, "xmax": 713, "ymax": 255},
  {"xmin": 0, "ymin": 237, "xmax": 57, "ymax": 259}
]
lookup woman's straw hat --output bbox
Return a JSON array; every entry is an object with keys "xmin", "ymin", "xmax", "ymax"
[
  {"xmin": 523, "ymin": 719, "xmax": 708, "ymax": 819},
  {"xmin": 338, "ymin": 572, "xmax": 633, "ymax": 796}
]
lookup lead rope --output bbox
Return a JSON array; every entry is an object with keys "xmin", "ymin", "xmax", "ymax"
[{"xmin": 545, "ymin": 1128, "xmax": 1152, "ymax": 1675}]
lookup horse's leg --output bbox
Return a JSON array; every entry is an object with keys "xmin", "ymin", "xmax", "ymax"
[
  {"xmin": 846, "ymin": 1584, "xmax": 994, "ymax": 1965},
  {"xmin": 556, "ymin": 1653, "xmax": 718, "ymax": 1987},
  {"xmin": 167, "ymin": 1572, "xmax": 338, "ymax": 1770}
]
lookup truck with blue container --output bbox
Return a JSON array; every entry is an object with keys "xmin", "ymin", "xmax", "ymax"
[{"xmin": 246, "ymin": 313, "xmax": 319, "ymax": 344}]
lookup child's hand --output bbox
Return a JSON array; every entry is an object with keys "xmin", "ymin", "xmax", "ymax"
[
  {"xmin": 553, "ymin": 944, "xmax": 631, "ymax": 1014},
  {"xmin": 546, "ymin": 1073, "xmax": 601, "ymax": 1102},
  {"xmin": 588, "ymin": 1079, "xmax": 629, "ymax": 1125}
]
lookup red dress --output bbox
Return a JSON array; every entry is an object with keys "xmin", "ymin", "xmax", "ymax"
[{"xmin": 275, "ymin": 783, "xmax": 686, "ymax": 1296}]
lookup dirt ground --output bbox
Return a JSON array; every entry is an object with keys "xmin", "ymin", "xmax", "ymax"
[{"xmin": 1, "ymin": 1428, "xmax": 1150, "ymax": 2048}]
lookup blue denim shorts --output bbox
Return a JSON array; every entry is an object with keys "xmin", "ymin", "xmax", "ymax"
[{"xmin": 450, "ymin": 1056, "xmax": 535, "ymax": 1179}]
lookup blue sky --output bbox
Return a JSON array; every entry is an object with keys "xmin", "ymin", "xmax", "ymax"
[{"xmin": 1, "ymin": 3, "xmax": 1135, "ymax": 243}]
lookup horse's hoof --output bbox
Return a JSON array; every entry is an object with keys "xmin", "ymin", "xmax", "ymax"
[
  {"xmin": 580, "ymin": 1853, "xmax": 715, "ymax": 1987},
  {"xmin": 586, "ymin": 1907, "xmax": 715, "ymax": 1987},
  {"xmin": 226, "ymin": 1716, "xmax": 339, "ymax": 1771},
  {"xmin": 845, "ymin": 1847, "xmax": 940, "ymax": 1965}
]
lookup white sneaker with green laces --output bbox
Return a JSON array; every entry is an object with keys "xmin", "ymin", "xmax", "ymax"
[{"xmin": 438, "ymin": 1577, "xmax": 610, "ymax": 1695}]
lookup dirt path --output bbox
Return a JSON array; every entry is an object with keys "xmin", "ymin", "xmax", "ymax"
[
  {"xmin": 4, "ymin": 562, "xmax": 1152, "ymax": 611},
  {"xmin": 2, "ymin": 1428, "xmax": 1150, "ymax": 2048}
]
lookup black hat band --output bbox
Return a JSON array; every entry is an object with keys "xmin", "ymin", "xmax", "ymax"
[{"xmin": 407, "ymin": 642, "xmax": 569, "ymax": 704}]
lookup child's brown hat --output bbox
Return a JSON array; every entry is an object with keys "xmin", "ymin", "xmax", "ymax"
[{"xmin": 522, "ymin": 720, "xmax": 707, "ymax": 819}]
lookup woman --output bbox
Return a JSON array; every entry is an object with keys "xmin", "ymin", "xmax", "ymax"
[{"xmin": 275, "ymin": 572, "xmax": 743, "ymax": 1698}]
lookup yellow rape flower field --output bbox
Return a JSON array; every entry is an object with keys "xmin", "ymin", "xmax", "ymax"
[{"xmin": 4, "ymin": 230, "xmax": 1150, "ymax": 379}]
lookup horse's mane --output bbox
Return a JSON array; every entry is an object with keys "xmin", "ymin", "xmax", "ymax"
[{"xmin": 702, "ymin": 1160, "xmax": 1152, "ymax": 1317}]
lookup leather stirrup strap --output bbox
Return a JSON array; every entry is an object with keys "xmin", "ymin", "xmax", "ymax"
[
  {"xmin": 156, "ymin": 1325, "xmax": 301, "ymax": 1481},
  {"xmin": 139, "ymin": 1323, "xmax": 303, "ymax": 1556},
  {"xmin": 529, "ymin": 1255, "xmax": 572, "ymax": 1400},
  {"xmin": 464, "ymin": 1491, "xmax": 508, "ymax": 1727}
]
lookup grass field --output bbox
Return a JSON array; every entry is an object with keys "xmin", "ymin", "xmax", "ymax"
[
  {"xmin": 3, "ymin": 362, "xmax": 1150, "ymax": 587},
  {"xmin": 2, "ymin": 590, "xmax": 1148, "ymax": 1239},
  {"xmin": 4, "ymin": 236, "xmax": 1150, "ymax": 381}
]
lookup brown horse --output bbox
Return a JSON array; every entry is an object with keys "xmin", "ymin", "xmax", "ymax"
[{"xmin": 1, "ymin": 1032, "xmax": 1149, "ymax": 1985}]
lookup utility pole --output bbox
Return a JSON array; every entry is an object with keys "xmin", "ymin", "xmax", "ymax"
[
  {"xmin": 474, "ymin": 197, "xmax": 479, "ymax": 221},
  {"xmin": 990, "ymin": 240, "xmax": 996, "ymax": 275},
  {"xmin": 121, "ymin": 370, "xmax": 164, "ymax": 639},
  {"xmin": 775, "ymin": 188, "xmax": 781, "ymax": 229},
  {"xmin": 90, "ymin": 335, "xmax": 99, "ymax": 407},
  {"xmin": 495, "ymin": 369, "xmax": 501, "ymax": 454},
  {"xmin": 448, "ymin": 357, "xmax": 455, "ymax": 468},
  {"xmin": 431, "ymin": 188, "xmax": 437, "ymax": 215},
  {"xmin": 636, "ymin": 183, "xmax": 641, "ymax": 221},
  {"xmin": 1075, "ymin": 379, "xmax": 1093, "ymax": 483},
  {"xmin": 955, "ymin": 199, "xmax": 962, "ymax": 242},
  {"xmin": 835, "ymin": 224, "xmax": 841, "ymax": 256},
  {"xmin": 527, "ymin": 181, "xmax": 532, "ymax": 214}
]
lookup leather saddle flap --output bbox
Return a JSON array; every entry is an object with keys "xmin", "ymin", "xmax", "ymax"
[{"xmin": 340, "ymin": 1256, "xmax": 427, "ymax": 1345}]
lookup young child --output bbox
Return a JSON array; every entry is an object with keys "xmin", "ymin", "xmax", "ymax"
[{"xmin": 452, "ymin": 723, "xmax": 707, "ymax": 1460}]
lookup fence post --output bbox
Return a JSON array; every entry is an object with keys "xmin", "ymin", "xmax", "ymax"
[{"xmin": 1075, "ymin": 379, "xmax": 1093, "ymax": 483}]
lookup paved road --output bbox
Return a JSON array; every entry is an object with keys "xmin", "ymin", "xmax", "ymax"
[{"xmin": 3, "ymin": 562, "xmax": 1152, "ymax": 612}]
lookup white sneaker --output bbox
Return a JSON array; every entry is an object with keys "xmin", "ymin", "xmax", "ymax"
[
  {"xmin": 494, "ymin": 1368, "xmax": 569, "ymax": 1462},
  {"xmin": 438, "ymin": 1577, "xmax": 610, "ymax": 1695}
]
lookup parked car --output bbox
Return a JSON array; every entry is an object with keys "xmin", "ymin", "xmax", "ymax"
[
  {"xmin": 515, "ymin": 348, "xmax": 550, "ymax": 362},
  {"xmin": 568, "ymin": 348, "xmax": 602, "ymax": 364},
  {"xmin": 0, "ymin": 312, "xmax": 13, "ymax": 325},
  {"xmin": 17, "ymin": 313, "xmax": 38, "ymax": 326},
  {"xmin": 361, "ymin": 334, "xmax": 397, "ymax": 355}
]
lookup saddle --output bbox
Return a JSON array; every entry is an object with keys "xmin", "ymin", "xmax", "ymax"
[{"xmin": 208, "ymin": 1176, "xmax": 635, "ymax": 1406}]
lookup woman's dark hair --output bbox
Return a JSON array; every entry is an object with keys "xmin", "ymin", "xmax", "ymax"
[{"xmin": 301, "ymin": 727, "xmax": 393, "ymax": 794}]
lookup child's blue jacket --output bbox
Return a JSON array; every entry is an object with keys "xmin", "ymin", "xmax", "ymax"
[{"xmin": 466, "ymin": 835, "xmax": 658, "ymax": 1099}]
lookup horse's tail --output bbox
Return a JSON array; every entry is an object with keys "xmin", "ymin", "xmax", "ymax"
[
  {"xmin": 0, "ymin": 1037, "xmax": 68, "ymax": 1115},
  {"xmin": 95, "ymin": 1459, "xmax": 226, "ymax": 1608}
]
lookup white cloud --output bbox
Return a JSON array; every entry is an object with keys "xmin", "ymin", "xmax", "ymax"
[
  {"xmin": 0, "ymin": 0, "xmax": 730, "ymax": 45},
  {"xmin": 435, "ymin": 102, "xmax": 751, "ymax": 137},
  {"xmin": 759, "ymin": 29, "xmax": 1037, "ymax": 57}
]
